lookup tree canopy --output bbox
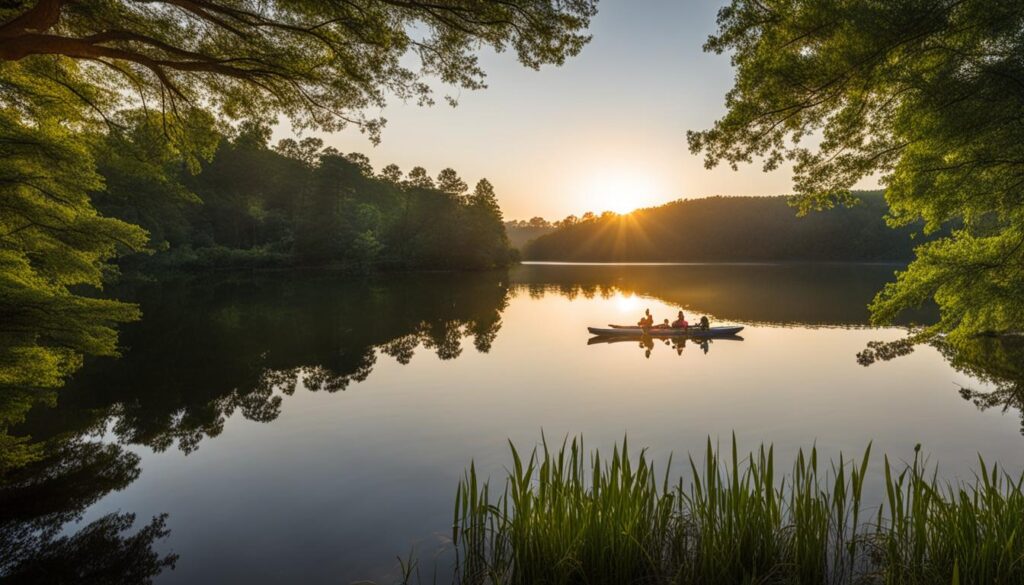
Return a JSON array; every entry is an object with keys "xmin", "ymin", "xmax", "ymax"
[
  {"xmin": 102, "ymin": 120, "xmax": 513, "ymax": 271},
  {"xmin": 688, "ymin": 0, "xmax": 1024, "ymax": 343},
  {"xmin": 0, "ymin": 0, "xmax": 597, "ymax": 140}
]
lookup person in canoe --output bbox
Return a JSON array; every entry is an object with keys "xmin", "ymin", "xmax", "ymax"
[
  {"xmin": 652, "ymin": 318, "xmax": 673, "ymax": 330},
  {"xmin": 637, "ymin": 309, "xmax": 654, "ymax": 330},
  {"xmin": 671, "ymin": 311, "xmax": 689, "ymax": 329}
]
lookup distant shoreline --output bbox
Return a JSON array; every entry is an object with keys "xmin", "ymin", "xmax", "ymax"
[{"xmin": 520, "ymin": 260, "xmax": 909, "ymax": 267}]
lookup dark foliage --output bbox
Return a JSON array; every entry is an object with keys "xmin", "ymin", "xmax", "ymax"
[
  {"xmin": 0, "ymin": 439, "xmax": 175, "ymax": 584},
  {"xmin": 93, "ymin": 123, "xmax": 512, "ymax": 272}
]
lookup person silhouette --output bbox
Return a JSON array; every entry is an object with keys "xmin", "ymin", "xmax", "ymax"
[
  {"xmin": 639, "ymin": 334, "xmax": 655, "ymax": 358},
  {"xmin": 637, "ymin": 309, "xmax": 654, "ymax": 331},
  {"xmin": 672, "ymin": 337, "xmax": 686, "ymax": 356},
  {"xmin": 671, "ymin": 311, "xmax": 689, "ymax": 329}
]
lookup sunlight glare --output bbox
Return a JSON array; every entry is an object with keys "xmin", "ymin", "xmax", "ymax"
[
  {"xmin": 582, "ymin": 168, "xmax": 661, "ymax": 215},
  {"xmin": 614, "ymin": 292, "xmax": 641, "ymax": 313}
]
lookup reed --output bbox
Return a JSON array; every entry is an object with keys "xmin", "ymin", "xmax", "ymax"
[{"xmin": 450, "ymin": 436, "xmax": 1024, "ymax": 585}]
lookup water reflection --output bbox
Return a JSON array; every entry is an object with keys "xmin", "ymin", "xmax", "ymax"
[
  {"xmin": 514, "ymin": 262, "xmax": 934, "ymax": 326},
  {"xmin": 943, "ymin": 337, "xmax": 1024, "ymax": 434},
  {"xmin": 4, "ymin": 271, "xmax": 511, "ymax": 582},
  {"xmin": 14, "ymin": 265, "xmax": 1012, "ymax": 455},
  {"xmin": 587, "ymin": 334, "xmax": 742, "ymax": 359},
  {"xmin": 854, "ymin": 332, "xmax": 1024, "ymax": 435},
  {"xmin": 518, "ymin": 263, "xmax": 1024, "ymax": 430},
  {"xmin": 4, "ymin": 263, "xmax": 930, "ymax": 467},
  {"xmin": 0, "ymin": 439, "xmax": 175, "ymax": 583},
  {"xmin": 17, "ymin": 272, "xmax": 510, "ymax": 456},
  {"xmin": 3, "ymin": 264, "xmax": 1024, "ymax": 583}
]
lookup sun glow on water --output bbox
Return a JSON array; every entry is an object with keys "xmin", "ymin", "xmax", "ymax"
[{"xmin": 614, "ymin": 292, "xmax": 641, "ymax": 313}]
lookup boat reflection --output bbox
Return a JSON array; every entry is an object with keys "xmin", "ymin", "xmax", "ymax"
[{"xmin": 587, "ymin": 333, "xmax": 744, "ymax": 358}]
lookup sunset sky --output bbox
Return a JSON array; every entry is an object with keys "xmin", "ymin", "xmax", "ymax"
[{"xmin": 302, "ymin": 0, "xmax": 875, "ymax": 221}]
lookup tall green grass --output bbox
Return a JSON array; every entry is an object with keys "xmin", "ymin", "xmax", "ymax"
[{"xmin": 450, "ymin": 436, "xmax": 1024, "ymax": 585}]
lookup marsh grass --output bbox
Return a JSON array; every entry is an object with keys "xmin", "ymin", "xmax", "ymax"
[{"xmin": 449, "ymin": 436, "xmax": 1024, "ymax": 585}]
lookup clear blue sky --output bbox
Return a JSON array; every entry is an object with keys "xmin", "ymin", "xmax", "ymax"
[{"xmin": 297, "ymin": 0, "xmax": 874, "ymax": 221}]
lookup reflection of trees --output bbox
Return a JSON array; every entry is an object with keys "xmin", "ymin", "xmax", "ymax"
[
  {"xmin": 0, "ymin": 386, "xmax": 52, "ymax": 472},
  {"xmin": 0, "ymin": 440, "xmax": 176, "ymax": 583},
  {"xmin": 380, "ymin": 335, "xmax": 418, "ymax": 365},
  {"xmin": 856, "ymin": 338, "xmax": 916, "ymax": 366},
  {"xmin": 8, "ymin": 271, "xmax": 512, "ymax": 580},
  {"xmin": 859, "ymin": 335, "xmax": 1024, "ymax": 434},
  {"xmin": 939, "ymin": 337, "xmax": 1024, "ymax": 434},
  {"xmin": 0, "ymin": 267, "xmax": 141, "ymax": 472},
  {"xmin": 422, "ymin": 320, "xmax": 466, "ymax": 361},
  {"xmin": 13, "ymin": 271, "xmax": 510, "ymax": 457},
  {"xmin": 2, "ymin": 512, "xmax": 175, "ymax": 585}
]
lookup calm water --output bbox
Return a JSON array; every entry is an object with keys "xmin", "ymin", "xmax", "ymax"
[{"xmin": 9, "ymin": 263, "xmax": 1024, "ymax": 583}]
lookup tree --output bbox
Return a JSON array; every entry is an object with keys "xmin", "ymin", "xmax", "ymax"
[
  {"xmin": 91, "ymin": 109, "xmax": 219, "ymax": 248},
  {"xmin": 437, "ymin": 168, "xmax": 468, "ymax": 198},
  {"xmin": 274, "ymin": 137, "xmax": 324, "ymax": 168},
  {"xmin": 0, "ymin": 0, "xmax": 598, "ymax": 142},
  {"xmin": 689, "ymin": 0, "xmax": 1024, "ymax": 344},
  {"xmin": 470, "ymin": 179, "xmax": 502, "ymax": 218},
  {"xmin": 345, "ymin": 153, "xmax": 374, "ymax": 178},
  {"xmin": 378, "ymin": 164, "xmax": 403, "ymax": 185},
  {"xmin": 0, "ymin": 63, "xmax": 147, "ymax": 470},
  {"xmin": 404, "ymin": 166, "xmax": 435, "ymax": 190},
  {"xmin": 463, "ymin": 178, "xmax": 509, "ymax": 267}
]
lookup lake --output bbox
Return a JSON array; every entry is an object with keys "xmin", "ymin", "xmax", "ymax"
[{"xmin": 8, "ymin": 263, "xmax": 1024, "ymax": 584}]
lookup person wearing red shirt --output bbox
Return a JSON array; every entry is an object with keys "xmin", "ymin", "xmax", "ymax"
[{"xmin": 671, "ymin": 311, "xmax": 689, "ymax": 329}]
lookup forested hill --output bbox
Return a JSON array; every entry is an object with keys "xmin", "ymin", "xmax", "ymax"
[
  {"xmin": 523, "ymin": 193, "xmax": 922, "ymax": 262},
  {"xmin": 94, "ymin": 122, "xmax": 512, "ymax": 272}
]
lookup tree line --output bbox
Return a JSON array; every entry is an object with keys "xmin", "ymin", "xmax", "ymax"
[
  {"xmin": 506, "ymin": 211, "xmax": 642, "ymax": 250},
  {"xmin": 523, "ymin": 192, "xmax": 924, "ymax": 262},
  {"xmin": 94, "ymin": 117, "xmax": 512, "ymax": 272}
]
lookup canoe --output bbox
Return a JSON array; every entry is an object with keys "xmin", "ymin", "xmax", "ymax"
[
  {"xmin": 607, "ymin": 323, "xmax": 713, "ymax": 329},
  {"xmin": 587, "ymin": 325, "xmax": 744, "ymax": 338},
  {"xmin": 587, "ymin": 334, "xmax": 744, "ymax": 345}
]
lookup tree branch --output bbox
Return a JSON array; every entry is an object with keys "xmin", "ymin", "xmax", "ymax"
[{"xmin": 0, "ymin": 0, "xmax": 66, "ymax": 39}]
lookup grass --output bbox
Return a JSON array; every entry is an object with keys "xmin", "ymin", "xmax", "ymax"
[{"xmin": 447, "ymin": 435, "xmax": 1024, "ymax": 585}]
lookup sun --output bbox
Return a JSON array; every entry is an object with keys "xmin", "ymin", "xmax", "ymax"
[{"xmin": 581, "ymin": 168, "xmax": 660, "ymax": 215}]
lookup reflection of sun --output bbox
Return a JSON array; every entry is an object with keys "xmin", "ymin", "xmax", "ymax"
[{"xmin": 615, "ymin": 292, "xmax": 640, "ymax": 313}]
